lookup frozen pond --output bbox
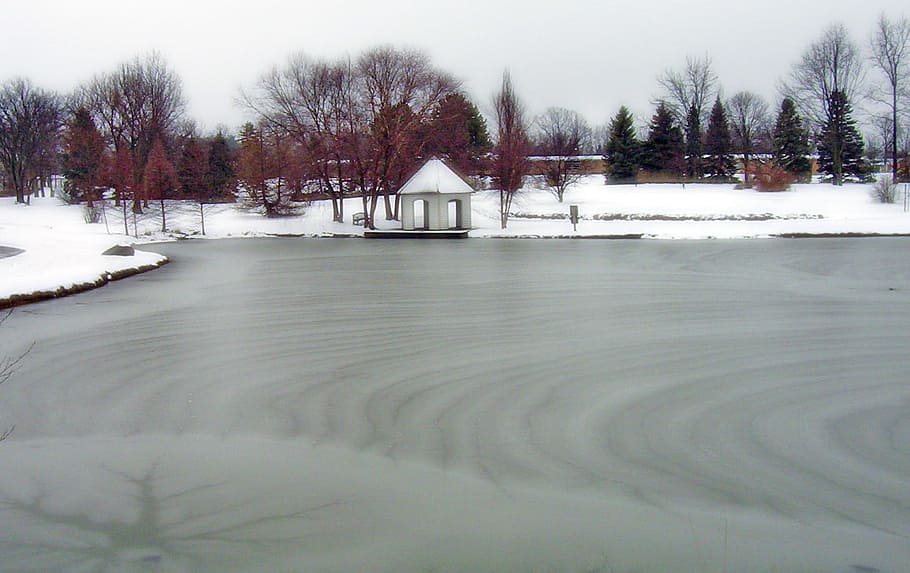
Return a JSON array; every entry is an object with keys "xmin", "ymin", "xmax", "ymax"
[{"xmin": 1, "ymin": 238, "xmax": 909, "ymax": 572}]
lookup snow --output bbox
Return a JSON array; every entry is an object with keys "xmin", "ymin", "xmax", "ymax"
[
  {"xmin": 2, "ymin": 176, "xmax": 910, "ymax": 304},
  {"xmin": 397, "ymin": 158, "xmax": 474, "ymax": 195},
  {"xmin": 0, "ymin": 198, "xmax": 167, "ymax": 306},
  {"xmin": 471, "ymin": 176, "xmax": 910, "ymax": 239}
]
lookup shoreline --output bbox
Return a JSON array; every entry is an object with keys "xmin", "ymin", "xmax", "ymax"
[
  {"xmin": 4, "ymin": 179, "xmax": 910, "ymax": 309},
  {"xmin": 8, "ymin": 231, "xmax": 910, "ymax": 310},
  {"xmin": 0, "ymin": 258, "xmax": 168, "ymax": 310}
]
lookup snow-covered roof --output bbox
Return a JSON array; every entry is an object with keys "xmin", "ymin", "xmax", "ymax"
[{"xmin": 398, "ymin": 159, "xmax": 474, "ymax": 195}]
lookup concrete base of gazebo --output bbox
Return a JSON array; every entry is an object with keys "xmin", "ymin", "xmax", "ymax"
[{"xmin": 364, "ymin": 229, "xmax": 470, "ymax": 239}]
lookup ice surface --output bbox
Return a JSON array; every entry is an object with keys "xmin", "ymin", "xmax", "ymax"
[{"xmin": 1, "ymin": 238, "xmax": 908, "ymax": 572}]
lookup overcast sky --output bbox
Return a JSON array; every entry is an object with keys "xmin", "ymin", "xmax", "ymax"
[{"xmin": 1, "ymin": 0, "xmax": 906, "ymax": 133}]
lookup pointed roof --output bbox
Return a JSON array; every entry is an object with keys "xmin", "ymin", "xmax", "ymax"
[{"xmin": 398, "ymin": 158, "xmax": 474, "ymax": 195}]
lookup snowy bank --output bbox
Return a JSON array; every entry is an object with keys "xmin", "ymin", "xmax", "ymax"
[
  {"xmin": 2, "ymin": 177, "xmax": 910, "ymax": 307},
  {"xmin": 0, "ymin": 198, "xmax": 168, "ymax": 308},
  {"xmin": 471, "ymin": 177, "xmax": 910, "ymax": 239}
]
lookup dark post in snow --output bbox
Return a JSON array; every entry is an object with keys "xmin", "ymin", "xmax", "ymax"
[{"xmin": 569, "ymin": 205, "xmax": 579, "ymax": 232}]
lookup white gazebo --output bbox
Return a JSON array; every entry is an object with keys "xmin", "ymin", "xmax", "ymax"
[{"xmin": 398, "ymin": 159, "xmax": 474, "ymax": 232}]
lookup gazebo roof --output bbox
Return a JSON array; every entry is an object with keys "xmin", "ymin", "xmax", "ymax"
[{"xmin": 398, "ymin": 159, "xmax": 474, "ymax": 195}]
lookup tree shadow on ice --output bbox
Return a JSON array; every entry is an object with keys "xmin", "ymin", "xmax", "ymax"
[{"xmin": 0, "ymin": 457, "xmax": 351, "ymax": 572}]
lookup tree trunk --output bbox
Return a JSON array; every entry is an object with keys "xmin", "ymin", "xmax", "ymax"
[
  {"xmin": 369, "ymin": 192, "xmax": 380, "ymax": 229},
  {"xmin": 160, "ymin": 198, "xmax": 167, "ymax": 232},
  {"xmin": 500, "ymin": 189, "xmax": 508, "ymax": 229},
  {"xmin": 383, "ymin": 188, "xmax": 394, "ymax": 220},
  {"xmin": 834, "ymin": 141, "xmax": 844, "ymax": 186},
  {"xmin": 122, "ymin": 197, "xmax": 129, "ymax": 235},
  {"xmin": 361, "ymin": 193, "xmax": 371, "ymax": 229},
  {"xmin": 893, "ymin": 92, "xmax": 899, "ymax": 181},
  {"xmin": 743, "ymin": 152, "xmax": 751, "ymax": 186},
  {"xmin": 335, "ymin": 162, "xmax": 345, "ymax": 223}
]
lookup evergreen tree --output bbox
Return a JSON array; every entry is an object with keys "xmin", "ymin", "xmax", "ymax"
[
  {"xmin": 817, "ymin": 90, "xmax": 869, "ymax": 185},
  {"xmin": 61, "ymin": 106, "xmax": 106, "ymax": 206},
  {"xmin": 604, "ymin": 105, "xmax": 639, "ymax": 183},
  {"xmin": 425, "ymin": 93, "xmax": 491, "ymax": 175},
  {"xmin": 703, "ymin": 97, "xmax": 735, "ymax": 180},
  {"xmin": 684, "ymin": 103, "xmax": 702, "ymax": 179},
  {"xmin": 207, "ymin": 130, "xmax": 236, "ymax": 199},
  {"xmin": 641, "ymin": 102, "xmax": 684, "ymax": 177},
  {"xmin": 177, "ymin": 137, "xmax": 209, "ymax": 200},
  {"xmin": 772, "ymin": 97, "xmax": 811, "ymax": 180}
]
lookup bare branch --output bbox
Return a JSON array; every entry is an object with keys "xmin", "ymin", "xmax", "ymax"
[
  {"xmin": 781, "ymin": 23, "xmax": 865, "ymax": 129},
  {"xmin": 870, "ymin": 13, "xmax": 910, "ymax": 177},
  {"xmin": 533, "ymin": 107, "xmax": 591, "ymax": 202},
  {"xmin": 658, "ymin": 54, "xmax": 717, "ymax": 125},
  {"xmin": 492, "ymin": 71, "xmax": 530, "ymax": 228}
]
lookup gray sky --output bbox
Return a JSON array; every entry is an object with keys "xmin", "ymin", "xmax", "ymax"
[{"xmin": 1, "ymin": 0, "xmax": 905, "ymax": 133}]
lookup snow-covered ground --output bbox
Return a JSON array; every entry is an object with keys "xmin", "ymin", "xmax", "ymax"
[
  {"xmin": 472, "ymin": 176, "xmax": 910, "ymax": 238},
  {"xmin": 2, "ymin": 176, "xmax": 910, "ymax": 305},
  {"xmin": 0, "ymin": 197, "xmax": 168, "ymax": 307}
]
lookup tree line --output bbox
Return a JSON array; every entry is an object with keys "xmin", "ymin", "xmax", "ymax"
[
  {"xmin": 604, "ymin": 17, "xmax": 910, "ymax": 189},
  {"xmin": 0, "ymin": 53, "xmax": 236, "ymax": 234},
  {"xmin": 0, "ymin": 15, "xmax": 908, "ymax": 230}
]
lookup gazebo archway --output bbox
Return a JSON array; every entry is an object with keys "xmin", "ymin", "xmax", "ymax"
[
  {"xmin": 447, "ymin": 199, "xmax": 464, "ymax": 229},
  {"xmin": 413, "ymin": 199, "xmax": 429, "ymax": 230}
]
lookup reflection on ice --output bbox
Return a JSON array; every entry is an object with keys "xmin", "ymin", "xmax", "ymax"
[
  {"xmin": 1, "ymin": 239, "xmax": 909, "ymax": 572},
  {"xmin": 0, "ymin": 437, "xmax": 360, "ymax": 572}
]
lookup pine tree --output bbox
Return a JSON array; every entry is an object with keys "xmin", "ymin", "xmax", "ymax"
[
  {"xmin": 177, "ymin": 137, "xmax": 208, "ymax": 200},
  {"xmin": 61, "ymin": 107, "xmax": 106, "ymax": 206},
  {"xmin": 684, "ymin": 103, "xmax": 702, "ymax": 180},
  {"xmin": 425, "ymin": 93, "xmax": 491, "ymax": 175},
  {"xmin": 817, "ymin": 90, "xmax": 869, "ymax": 185},
  {"xmin": 641, "ymin": 102, "xmax": 684, "ymax": 177},
  {"xmin": 703, "ymin": 97, "xmax": 735, "ymax": 180},
  {"xmin": 772, "ymin": 97, "xmax": 811, "ymax": 180},
  {"xmin": 207, "ymin": 130, "xmax": 236, "ymax": 199},
  {"xmin": 605, "ymin": 105, "xmax": 639, "ymax": 183}
]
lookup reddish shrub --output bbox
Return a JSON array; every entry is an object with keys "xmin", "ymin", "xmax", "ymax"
[{"xmin": 754, "ymin": 164, "xmax": 795, "ymax": 192}]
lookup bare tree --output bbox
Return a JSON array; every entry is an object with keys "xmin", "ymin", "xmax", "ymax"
[
  {"xmin": 0, "ymin": 78, "xmax": 62, "ymax": 204},
  {"xmin": 356, "ymin": 46, "xmax": 458, "ymax": 226},
  {"xmin": 783, "ymin": 23, "xmax": 865, "ymax": 131},
  {"xmin": 492, "ymin": 71, "xmax": 530, "ymax": 229},
  {"xmin": 727, "ymin": 92, "xmax": 769, "ymax": 186},
  {"xmin": 658, "ymin": 54, "xmax": 718, "ymax": 125},
  {"xmin": 235, "ymin": 120, "xmax": 300, "ymax": 217},
  {"xmin": 243, "ymin": 55, "xmax": 340, "ymax": 219},
  {"xmin": 80, "ymin": 52, "xmax": 186, "ymax": 213},
  {"xmin": 534, "ymin": 107, "xmax": 590, "ymax": 202},
  {"xmin": 870, "ymin": 13, "xmax": 910, "ymax": 179},
  {"xmin": 868, "ymin": 114, "xmax": 895, "ymax": 168},
  {"xmin": 245, "ymin": 48, "xmax": 457, "ymax": 228}
]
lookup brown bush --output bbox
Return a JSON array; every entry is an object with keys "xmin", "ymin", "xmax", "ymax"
[
  {"xmin": 898, "ymin": 156, "xmax": 909, "ymax": 183},
  {"xmin": 636, "ymin": 170, "xmax": 683, "ymax": 184},
  {"xmin": 754, "ymin": 164, "xmax": 795, "ymax": 192}
]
